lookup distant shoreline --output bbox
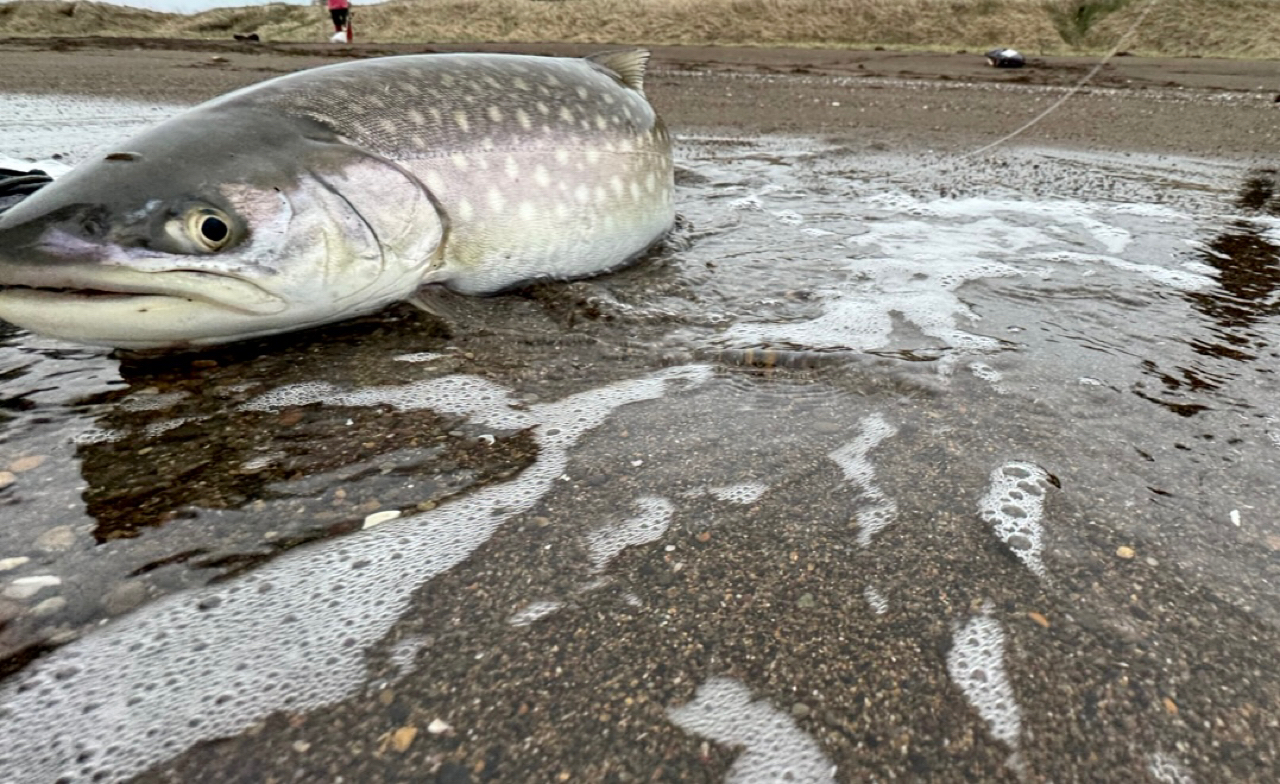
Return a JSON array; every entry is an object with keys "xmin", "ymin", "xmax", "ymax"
[
  {"xmin": 1, "ymin": 36, "xmax": 1275, "ymax": 165},
  {"xmin": 1, "ymin": 0, "xmax": 1277, "ymax": 60}
]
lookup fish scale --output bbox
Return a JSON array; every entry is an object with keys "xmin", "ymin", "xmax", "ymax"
[{"xmin": 0, "ymin": 50, "xmax": 674, "ymax": 348}]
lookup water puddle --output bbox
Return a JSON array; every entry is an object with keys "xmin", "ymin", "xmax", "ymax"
[{"xmin": 3, "ymin": 95, "xmax": 1280, "ymax": 782}]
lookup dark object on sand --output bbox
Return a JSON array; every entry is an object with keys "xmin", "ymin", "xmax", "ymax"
[
  {"xmin": 985, "ymin": 48, "xmax": 1026, "ymax": 68},
  {"xmin": 233, "ymin": 33, "xmax": 261, "ymax": 42},
  {"xmin": 0, "ymin": 168, "xmax": 52, "ymax": 214}
]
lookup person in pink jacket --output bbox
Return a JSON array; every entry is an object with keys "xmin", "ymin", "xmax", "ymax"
[{"xmin": 327, "ymin": 0, "xmax": 350, "ymax": 35}]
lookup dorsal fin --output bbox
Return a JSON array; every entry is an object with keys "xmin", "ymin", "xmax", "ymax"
[{"xmin": 586, "ymin": 49, "xmax": 651, "ymax": 95}]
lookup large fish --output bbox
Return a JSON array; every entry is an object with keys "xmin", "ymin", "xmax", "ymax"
[{"xmin": 0, "ymin": 50, "xmax": 674, "ymax": 349}]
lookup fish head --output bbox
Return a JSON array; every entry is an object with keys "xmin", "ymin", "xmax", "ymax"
[{"xmin": 0, "ymin": 108, "xmax": 443, "ymax": 349}]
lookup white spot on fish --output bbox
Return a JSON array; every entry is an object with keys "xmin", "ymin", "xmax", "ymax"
[
  {"xmin": 518, "ymin": 202, "xmax": 535, "ymax": 221},
  {"xmin": 629, "ymin": 181, "xmax": 641, "ymax": 200},
  {"xmin": 487, "ymin": 106, "xmax": 503, "ymax": 123},
  {"xmin": 453, "ymin": 110, "xmax": 471, "ymax": 132},
  {"xmin": 533, "ymin": 165, "xmax": 551, "ymax": 187},
  {"xmin": 609, "ymin": 175, "xmax": 624, "ymax": 196},
  {"xmin": 515, "ymin": 108, "xmax": 532, "ymax": 130},
  {"xmin": 536, "ymin": 102, "xmax": 550, "ymax": 115},
  {"xmin": 487, "ymin": 189, "xmax": 506, "ymax": 213},
  {"xmin": 457, "ymin": 198, "xmax": 475, "ymax": 222},
  {"xmin": 595, "ymin": 115, "xmax": 608, "ymax": 130},
  {"xmin": 555, "ymin": 150, "xmax": 570, "ymax": 165},
  {"xmin": 586, "ymin": 150, "xmax": 601, "ymax": 165},
  {"xmin": 574, "ymin": 184, "xmax": 590, "ymax": 203},
  {"xmin": 429, "ymin": 107, "xmax": 443, "ymax": 123},
  {"xmin": 559, "ymin": 107, "xmax": 574, "ymax": 124},
  {"xmin": 482, "ymin": 137, "xmax": 496, "ymax": 151},
  {"xmin": 424, "ymin": 171, "xmax": 445, "ymax": 193},
  {"xmin": 505, "ymin": 156, "xmax": 520, "ymax": 180},
  {"xmin": 513, "ymin": 77, "xmax": 529, "ymax": 91},
  {"xmin": 408, "ymin": 108, "xmax": 426, "ymax": 125},
  {"xmin": 450, "ymin": 152, "xmax": 470, "ymax": 170}
]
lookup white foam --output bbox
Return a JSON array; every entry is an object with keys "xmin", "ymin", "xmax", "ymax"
[
  {"xmin": 507, "ymin": 600, "xmax": 563, "ymax": 627},
  {"xmin": 1147, "ymin": 751, "xmax": 1196, "ymax": 784},
  {"xmin": 978, "ymin": 461, "xmax": 1053, "ymax": 579},
  {"xmin": 392, "ymin": 352, "xmax": 443, "ymax": 363},
  {"xmin": 667, "ymin": 677, "xmax": 837, "ymax": 784},
  {"xmin": 706, "ymin": 483, "xmax": 768, "ymax": 505},
  {"xmin": 947, "ymin": 602, "xmax": 1022, "ymax": 749},
  {"xmin": 827, "ymin": 414, "xmax": 898, "ymax": 547},
  {"xmin": 585, "ymin": 496, "xmax": 674, "ymax": 570},
  {"xmin": 0, "ymin": 366, "xmax": 711, "ymax": 784},
  {"xmin": 863, "ymin": 585, "xmax": 888, "ymax": 615}
]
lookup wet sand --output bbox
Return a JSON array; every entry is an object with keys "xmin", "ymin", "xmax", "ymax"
[{"xmin": 0, "ymin": 37, "xmax": 1277, "ymax": 158}]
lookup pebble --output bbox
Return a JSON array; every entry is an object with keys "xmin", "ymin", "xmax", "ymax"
[
  {"xmin": 31, "ymin": 596, "xmax": 67, "ymax": 617},
  {"xmin": 1116, "ymin": 546, "xmax": 1136, "ymax": 559},
  {"xmin": 102, "ymin": 580, "xmax": 149, "ymax": 615},
  {"xmin": 427, "ymin": 718, "xmax": 452, "ymax": 735},
  {"xmin": 2, "ymin": 574, "xmax": 61, "ymax": 600},
  {"xmin": 797, "ymin": 593, "xmax": 816, "ymax": 609},
  {"xmin": 791, "ymin": 702, "xmax": 811, "ymax": 718},
  {"xmin": 0, "ymin": 556, "xmax": 30, "ymax": 572},
  {"xmin": 1028, "ymin": 611, "xmax": 1050, "ymax": 628},
  {"xmin": 388, "ymin": 725, "xmax": 417, "ymax": 753},
  {"xmin": 0, "ymin": 471, "xmax": 15, "ymax": 489},
  {"xmin": 35, "ymin": 526, "xmax": 77, "ymax": 553},
  {"xmin": 7, "ymin": 455, "xmax": 47, "ymax": 472},
  {"xmin": 362, "ymin": 510, "xmax": 403, "ymax": 530},
  {"xmin": 1163, "ymin": 696, "xmax": 1179, "ymax": 715},
  {"xmin": 293, "ymin": 740, "xmax": 311, "ymax": 753},
  {"xmin": 0, "ymin": 598, "xmax": 21, "ymax": 624}
]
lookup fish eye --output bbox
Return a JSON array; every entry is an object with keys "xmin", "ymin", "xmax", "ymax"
[{"xmin": 186, "ymin": 208, "xmax": 233, "ymax": 251}]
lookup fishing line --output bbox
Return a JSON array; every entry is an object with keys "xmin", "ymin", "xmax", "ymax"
[{"xmin": 874, "ymin": 0, "xmax": 1164, "ymax": 181}]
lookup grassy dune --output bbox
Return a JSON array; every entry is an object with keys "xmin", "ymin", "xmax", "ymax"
[{"xmin": 0, "ymin": 0, "xmax": 1277, "ymax": 58}]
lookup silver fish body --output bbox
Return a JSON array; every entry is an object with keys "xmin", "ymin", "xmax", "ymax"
[{"xmin": 0, "ymin": 50, "xmax": 674, "ymax": 349}]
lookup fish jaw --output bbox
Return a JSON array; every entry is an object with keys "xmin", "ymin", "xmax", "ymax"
[{"xmin": 0, "ymin": 289, "xmax": 287, "ymax": 349}]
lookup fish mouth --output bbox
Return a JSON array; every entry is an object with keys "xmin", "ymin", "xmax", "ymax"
[{"xmin": 0, "ymin": 266, "xmax": 287, "ymax": 315}]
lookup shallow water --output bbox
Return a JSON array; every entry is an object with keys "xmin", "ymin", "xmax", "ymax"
[{"xmin": 2, "ymin": 96, "xmax": 1280, "ymax": 782}]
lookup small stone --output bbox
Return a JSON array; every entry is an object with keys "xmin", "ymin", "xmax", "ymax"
[
  {"xmin": 427, "ymin": 718, "xmax": 452, "ymax": 735},
  {"xmin": 35, "ymin": 526, "xmax": 77, "ymax": 553},
  {"xmin": 3, "ymin": 575, "xmax": 61, "ymax": 600},
  {"xmin": 791, "ymin": 702, "xmax": 811, "ymax": 719},
  {"xmin": 797, "ymin": 593, "xmax": 816, "ymax": 609},
  {"xmin": 0, "ymin": 598, "xmax": 22, "ymax": 624},
  {"xmin": 695, "ymin": 531, "xmax": 711, "ymax": 543},
  {"xmin": 102, "ymin": 580, "xmax": 149, "ymax": 616},
  {"xmin": 31, "ymin": 596, "xmax": 66, "ymax": 617},
  {"xmin": 378, "ymin": 688, "xmax": 395, "ymax": 706},
  {"xmin": 1027, "ymin": 611, "xmax": 1050, "ymax": 628},
  {"xmin": 192, "ymin": 359, "xmax": 218, "ymax": 368},
  {"xmin": 362, "ymin": 510, "xmax": 403, "ymax": 530},
  {"xmin": 293, "ymin": 740, "xmax": 311, "ymax": 753},
  {"xmin": 389, "ymin": 725, "xmax": 417, "ymax": 753},
  {"xmin": 1163, "ymin": 697, "xmax": 1178, "ymax": 715},
  {"xmin": 0, "ymin": 471, "xmax": 15, "ymax": 489},
  {"xmin": 0, "ymin": 556, "xmax": 30, "ymax": 572},
  {"xmin": 7, "ymin": 455, "xmax": 46, "ymax": 473},
  {"xmin": 1116, "ymin": 546, "xmax": 1136, "ymax": 559}
]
